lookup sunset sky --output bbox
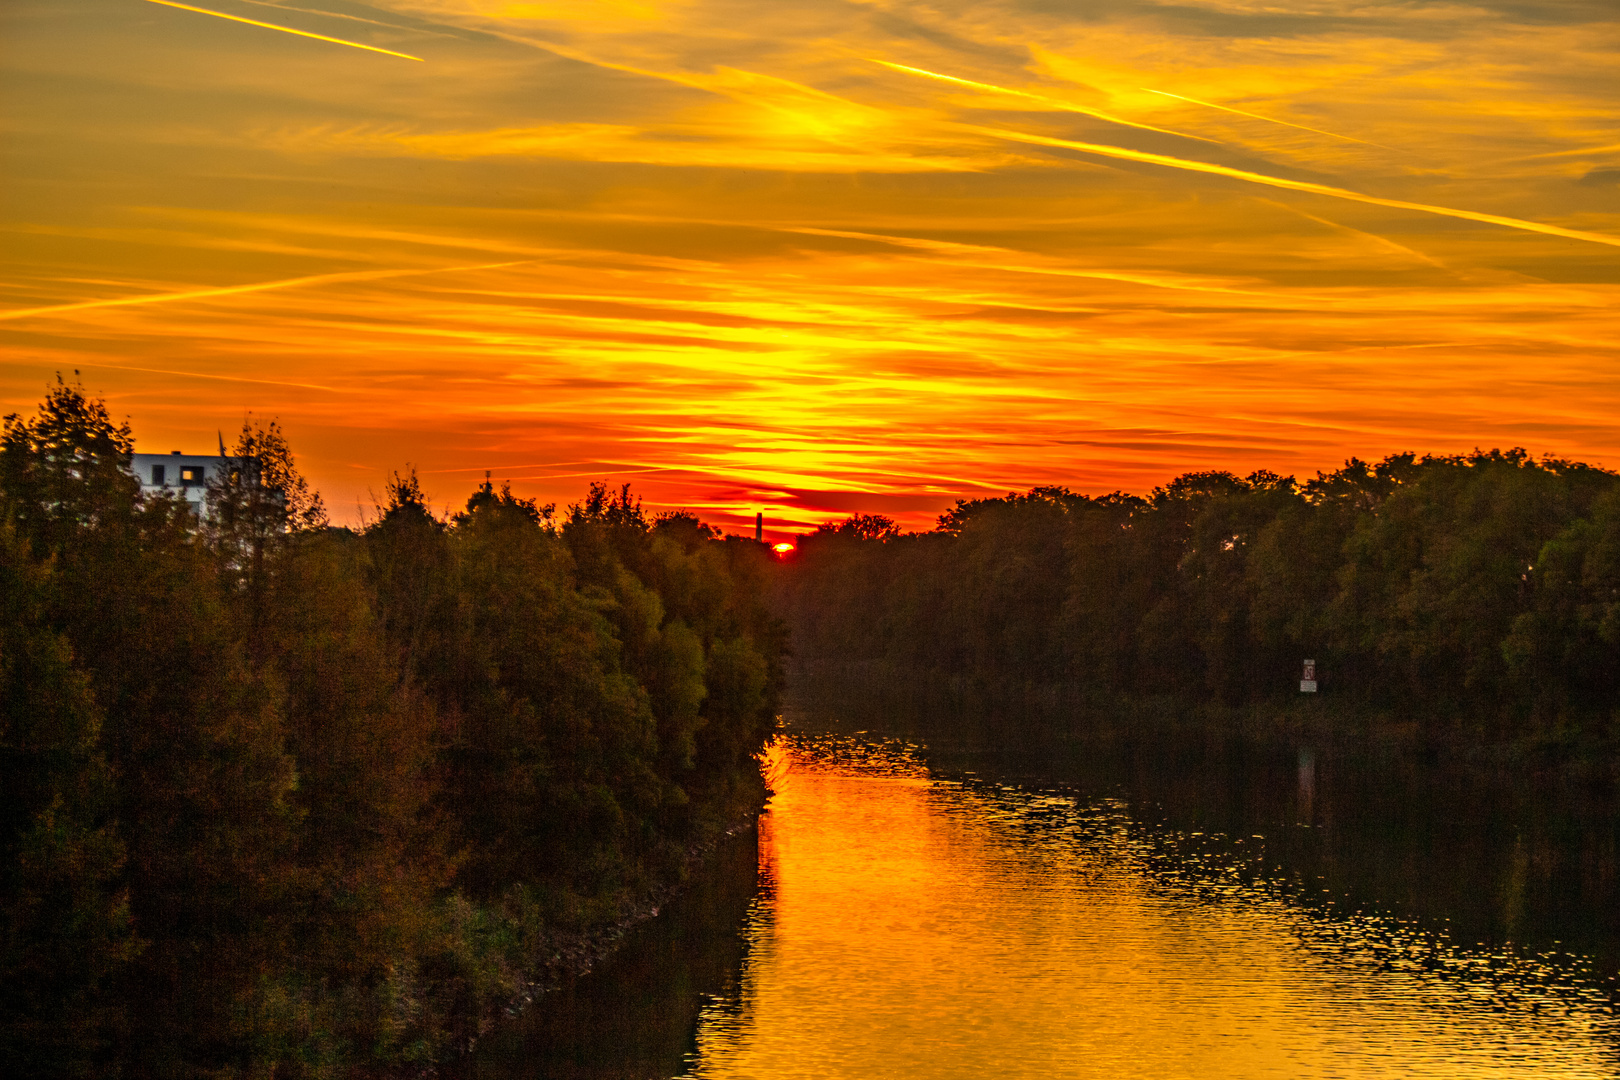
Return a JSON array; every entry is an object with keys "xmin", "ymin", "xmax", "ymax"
[{"xmin": 3, "ymin": 0, "xmax": 1617, "ymax": 534}]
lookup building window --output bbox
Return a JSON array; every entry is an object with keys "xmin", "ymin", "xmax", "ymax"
[
  {"xmin": 152, "ymin": 464, "xmax": 166, "ymax": 485},
  {"xmin": 180, "ymin": 466, "xmax": 205, "ymax": 485}
]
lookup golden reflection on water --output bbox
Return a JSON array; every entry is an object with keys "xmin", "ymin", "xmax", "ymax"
[{"xmin": 685, "ymin": 733, "xmax": 1617, "ymax": 1079}]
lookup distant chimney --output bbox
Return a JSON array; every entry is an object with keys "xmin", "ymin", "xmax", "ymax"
[{"xmin": 755, "ymin": 512, "xmax": 763, "ymax": 544}]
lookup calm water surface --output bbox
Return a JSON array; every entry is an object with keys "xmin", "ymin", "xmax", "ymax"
[{"xmin": 469, "ymin": 720, "xmax": 1620, "ymax": 1079}]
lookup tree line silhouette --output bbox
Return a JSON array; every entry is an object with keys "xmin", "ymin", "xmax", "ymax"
[
  {"xmin": 777, "ymin": 452, "xmax": 1620, "ymax": 735},
  {"xmin": 0, "ymin": 381, "xmax": 784, "ymax": 1077}
]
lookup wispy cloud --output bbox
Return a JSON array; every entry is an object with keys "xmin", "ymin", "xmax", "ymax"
[{"xmin": 2, "ymin": 0, "xmax": 1616, "ymax": 530}]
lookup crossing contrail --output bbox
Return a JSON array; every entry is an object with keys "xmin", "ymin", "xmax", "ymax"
[
  {"xmin": 872, "ymin": 60, "xmax": 1218, "ymax": 144},
  {"xmin": 1140, "ymin": 88, "xmax": 1395, "ymax": 150},
  {"xmin": 0, "ymin": 262, "xmax": 528, "ymax": 322}
]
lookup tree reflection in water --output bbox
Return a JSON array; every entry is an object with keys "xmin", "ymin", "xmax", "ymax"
[{"xmin": 465, "ymin": 701, "xmax": 1620, "ymax": 1079}]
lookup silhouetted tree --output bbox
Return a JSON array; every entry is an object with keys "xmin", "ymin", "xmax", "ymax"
[
  {"xmin": 775, "ymin": 451, "xmax": 1620, "ymax": 735},
  {"xmin": 0, "ymin": 386, "xmax": 785, "ymax": 1076}
]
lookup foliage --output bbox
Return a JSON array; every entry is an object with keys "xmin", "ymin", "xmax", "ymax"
[
  {"xmin": 777, "ymin": 451, "xmax": 1620, "ymax": 739},
  {"xmin": 0, "ymin": 523, "xmax": 136, "ymax": 1078},
  {"xmin": 0, "ymin": 387, "xmax": 783, "ymax": 1077}
]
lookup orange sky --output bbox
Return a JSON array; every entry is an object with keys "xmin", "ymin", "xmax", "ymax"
[{"xmin": 3, "ymin": 0, "xmax": 1617, "ymax": 536}]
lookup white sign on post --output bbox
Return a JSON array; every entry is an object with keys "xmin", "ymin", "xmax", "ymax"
[{"xmin": 1300, "ymin": 659, "xmax": 1317, "ymax": 693}]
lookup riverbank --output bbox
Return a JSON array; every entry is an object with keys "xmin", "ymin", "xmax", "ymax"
[
  {"xmin": 451, "ymin": 815, "xmax": 767, "ymax": 1080},
  {"xmin": 786, "ymin": 659, "xmax": 1620, "ymax": 785},
  {"xmin": 438, "ymin": 794, "xmax": 768, "ymax": 1077}
]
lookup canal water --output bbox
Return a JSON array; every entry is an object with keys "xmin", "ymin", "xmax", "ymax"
[{"xmin": 467, "ymin": 715, "xmax": 1620, "ymax": 1079}]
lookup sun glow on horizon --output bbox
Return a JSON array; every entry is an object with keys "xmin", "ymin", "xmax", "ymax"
[{"xmin": 3, "ymin": 0, "xmax": 1617, "ymax": 530}]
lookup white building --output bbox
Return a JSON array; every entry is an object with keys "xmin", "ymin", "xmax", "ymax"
[{"xmin": 130, "ymin": 451, "xmax": 229, "ymax": 510}]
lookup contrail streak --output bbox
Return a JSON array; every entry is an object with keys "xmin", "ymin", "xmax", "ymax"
[
  {"xmin": 1494, "ymin": 143, "xmax": 1620, "ymax": 165},
  {"xmin": 1141, "ymin": 89, "xmax": 1395, "ymax": 150},
  {"xmin": 1266, "ymin": 201, "xmax": 1446, "ymax": 268},
  {"xmin": 73, "ymin": 360, "xmax": 342, "ymax": 393},
  {"xmin": 968, "ymin": 125, "xmax": 1620, "ymax": 249},
  {"xmin": 0, "ymin": 261, "xmax": 527, "ymax": 321},
  {"xmin": 873, "ymin": 60, "xmax": 1218, "ymax": 144},
  {"xmin": 763, "ymin": 226, "xmax": 1270, "ymax": 295},
  {"xmin": 236, "ymin": 0, "xmax": 461, "ymax": 38},
  {"xmin": 139, "ymin": 0, "xmax": 424, "ymax": 60}
]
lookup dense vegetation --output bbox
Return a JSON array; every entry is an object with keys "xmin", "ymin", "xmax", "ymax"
[
  {"xmin": 0, "ymin": 382, "xmax": 784, "ymax": 1077},
  {"xmin": 777, "ymin": 453, "xmax": 1620, "ymax": 743}
]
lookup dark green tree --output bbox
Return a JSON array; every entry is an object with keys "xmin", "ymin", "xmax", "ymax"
[{"xmin": 0, "ymin": 524, "xmax": 136, "ymax": 1078}]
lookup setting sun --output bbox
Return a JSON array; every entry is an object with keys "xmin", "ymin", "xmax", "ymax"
[
  {"xmin": 5, "ymin": 2, "xmax": 1619, "ymax": 1075},
  {"xmin": 3, "ymin": 0, "xmax": 1615, "ymax": 531}
]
